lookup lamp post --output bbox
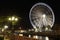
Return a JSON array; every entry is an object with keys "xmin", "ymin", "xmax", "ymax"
[
  {"xmin": 8, "ymin": 16, "xmax": 18, "ymax": 40},
  {"xmin": 8, "ymin": 16, "xmax": 18, "ymax": 33}
]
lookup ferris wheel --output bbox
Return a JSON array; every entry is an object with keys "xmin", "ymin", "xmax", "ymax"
[{"xmin": 29, "ymin": 3, "xmax": 55, "ymax": 31}]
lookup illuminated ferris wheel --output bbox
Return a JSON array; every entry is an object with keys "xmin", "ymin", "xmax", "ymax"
[{"xmin": 29, "ymin": 3, "xmax": 55, "ymax": 32}]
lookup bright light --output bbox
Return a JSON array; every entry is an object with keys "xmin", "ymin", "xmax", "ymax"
[
  {"xmin": 42, "ymin": 14, "xmax": 46, "ymax": 18},
  {"xmin": 20, "ymin": 30, "xmax": 25, "ymax": 33},
  {"xmin": 8, "ymin": 18, "xmax": 11, "ymax": 20},
  {"xmin": 33, "ymin": 35, "xmax": 38, "ymax": 39},
  {"xmin": 45, "ymin": 37, "xmax": 49, "ymax": 40},
  {"xmin": 2, "ymin": 29, "xmax": 4, "ymax": 32},
  {"xmin": 12, "ymin": 16, "xmax": 15, "ymax": 21},
  {"xmin": 45, "ymin": 27, "xmax": 48, "ymax": 31},
  {"xmin": 15, "ymin": 18, "xmax": 18, "ymax": 21},
  {"xmin": 4, "ymin": 25, "xmax": 8, "ymax": 29},
  {"xmin": 35, "ymin": 36, "xmax": 38, "ymax": 39},
  {"xmin": 29, "ymin": 35, "xmax": 31, "ymax": 38},
  {"xmin": 8, "ymin": 16, "xmax": 18, "ymax": 21},
  {"xmin": 19, "ymin": 34, "xmax": 23, "ymax": 36},
  {"xmin": 35, "ymin": 28, "xmax": 38, "ymax": 32}
]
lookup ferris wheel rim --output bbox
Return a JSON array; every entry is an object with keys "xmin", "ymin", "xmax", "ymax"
[{"xmin": 29, "ymin": 2, "xmax": 55, "ymax": 29}]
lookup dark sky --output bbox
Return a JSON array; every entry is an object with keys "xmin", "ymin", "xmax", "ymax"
[{"xmin": 0, "ymin": 0, "xmax": 59, "ymax": 29}]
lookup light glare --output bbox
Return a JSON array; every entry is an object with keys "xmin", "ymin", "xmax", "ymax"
[
  {"xmin": 29, "ymin": 35, "xmax": 31, "ymax": 38},
  {"xmin": 12, "ymin": 16, "xmax": 15, "ymax": 21},
  {"xmin": 42, "ymin": 14, "xmax": 46, "ymax": 18},
  {"xmin": 15, "ymin": 18, "xmax": 18, "ymax": 21},
  {"xmin": 45, "ymin": 27, "xmax": 48, "ymax": 31},
  {"xmin": 9, "ymin": 18, "xmax": 11, "ymax": 20},
  {"xmin": 45, "ymin": 37, "xmax": 49, "ymax": 40},
  {"xmin": 19, "ymin": 34, "xmax": 23, "ymax": 36},
  {"xmin": 2, "ymin": 29, "xmax": 4, "ymax": 32},
  {"xmin": 20, "ymin": 30, "xmax": 25, "ymax": 33},
  {"xmin": 4, "ymin": 25, "xmax": 8, "ymax": 29},
  {"xmin": 33, "ymin": 35, "xmax": 38, "ymax": 39}
]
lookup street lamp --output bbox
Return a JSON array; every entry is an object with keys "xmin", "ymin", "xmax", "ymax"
[
  {"xmin": 8, "ymin": 16, "xmax": 18, "ymax": 21},
  {"xmin": 15, "ymin": 18, "xmax": 18, "ymax": 21},
  {"xmin": 8, "ymin": 16, "xmax": 19, "ymax": 40},
  {"xmin": 9, "ymin": 18, "xmax": 11, "ymax": 21},
  {"xmin": 8, "ymin": 16, "xmax": 18, "ymax": 25},
  {"xmin": 8, "ymin": 16, "xmax": 18, "ymax": 34},
  {"xmin": 11, "ymin": 16, "xmax": 15, "ymax": 21}
]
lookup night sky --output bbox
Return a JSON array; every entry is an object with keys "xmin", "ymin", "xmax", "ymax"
[{"xmin": 0, "ymin": 0, "xmax": 59, "ymax": 29}]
